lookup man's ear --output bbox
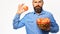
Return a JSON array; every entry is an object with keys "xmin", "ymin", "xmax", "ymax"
[
  {"xmin": 32, "ymin": 2, "xmax": 34, "ymax": 6},
  {"xmin": 42, "ymin": 1, "xmax": 44, "ymax": 6},
  {"xmin": 32, "ymin": 2, "xmax": 33, "ymax": 5}
]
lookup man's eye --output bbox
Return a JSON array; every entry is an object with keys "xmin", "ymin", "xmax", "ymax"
[{"xmin": 38, "ymin": 1, "xmax": 42, "ymax": 3}]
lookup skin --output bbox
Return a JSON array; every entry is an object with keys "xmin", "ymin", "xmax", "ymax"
[
  {"xmin": 32, "ymin": 0, "xmax": 44, "ymax": 14},
  {"xmin": 16, "ymin": 4, "xmax": 24, "ymax": 14}
]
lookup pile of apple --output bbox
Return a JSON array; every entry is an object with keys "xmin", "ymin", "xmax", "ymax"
[{"xmin": 36, "ymin": 18, "xmax": 50, "ymax": 31}]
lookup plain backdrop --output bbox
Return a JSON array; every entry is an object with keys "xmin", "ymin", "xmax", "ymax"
[{"xmin": 0, "ymin": 0, "xmax": 60, "ymax": 34}]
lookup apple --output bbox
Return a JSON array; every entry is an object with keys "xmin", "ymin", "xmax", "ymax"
[
  {"xmin": 41, "ymin": 18, "xmax": 50, "ymax": 24},
  {"xmin": 36, "ymin": 18, "xmax": 42, "ymax": 24},
  {"xmin": 23, "ymin": 5, "xmax": 28, "ymax": 11},
  {"xmin": 36, "ymin": 18, "xmax": 50, "ymax": 25}
]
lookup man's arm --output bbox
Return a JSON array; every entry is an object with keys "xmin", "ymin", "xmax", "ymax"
[
  {"xmin": 49, "ymin": 14, "xmax": 59, "ymax": 33},
  {"xmin": 13, "ymin": 4, "xmax": 26, "ymax": 29},
  {"xmin": 13, "ymin": 14, "xmax": 25, "ymax": 29}
]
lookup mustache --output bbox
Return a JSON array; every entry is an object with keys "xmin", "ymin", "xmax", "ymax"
[{"xmin": 35, "ymin": 5, "xmax": 40, "ymax": 7}]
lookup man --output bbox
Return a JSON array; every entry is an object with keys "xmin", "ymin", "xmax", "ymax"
[{"xmin": 13, "ymin": 0, "xmax": 59, "ymax": 34}]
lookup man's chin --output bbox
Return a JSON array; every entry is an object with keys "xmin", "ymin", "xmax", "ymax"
[
  {"xmin": 34, "ymin": 9, "xmax": 42, "ymax": 13},
  {"xmin": 35, "ymin": 11, "xmax": 41, "ymax": 13}
]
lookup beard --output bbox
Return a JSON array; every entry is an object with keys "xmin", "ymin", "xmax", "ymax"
[{"xmin": 34, "ymin": 5, "xmax": 42, "ymax": 13}]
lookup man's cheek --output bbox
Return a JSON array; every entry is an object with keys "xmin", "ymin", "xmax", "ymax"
[{"xmin": 34, "ymin": 5, "xmax": 37, "ymax": 7}]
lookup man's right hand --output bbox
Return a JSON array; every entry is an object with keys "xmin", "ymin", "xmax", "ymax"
[{"xmin": 16, "ymin": 4, "xmax": 25, "ymax": 14}]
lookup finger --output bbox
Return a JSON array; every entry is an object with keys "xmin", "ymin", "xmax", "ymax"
[
  {"xmin": 18, "ymin": 4, "xmax": 24, "ymax": 7},
  {"xmin": 18, "ymin": 4, "xmax": 24, "ymax": 9}
]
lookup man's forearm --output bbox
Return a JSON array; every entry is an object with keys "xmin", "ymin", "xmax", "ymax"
[
  {"xmin": 50, "ymin": 22, "xmax": 59, "ymax": 33},
  {"xmin": 13, "ymin": 14, "xmax": 20, "ymax": 29}
]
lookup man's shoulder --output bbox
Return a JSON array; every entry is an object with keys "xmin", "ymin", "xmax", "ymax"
[
  {"xmin": 26, "ymin": 12, "xmax": 34, "ymax": 15},
  {"xmin": 24, "ymin": 12, "xmax": 34, "ymax": 17},
  {"xmin": 44, "ymin": 11, "xmax": 53, "ymax": 15}
]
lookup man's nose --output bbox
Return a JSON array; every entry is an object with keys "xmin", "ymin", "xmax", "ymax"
[{"xmin": 36, "ymin": 3, "xmax": 39, "ymax": 6}]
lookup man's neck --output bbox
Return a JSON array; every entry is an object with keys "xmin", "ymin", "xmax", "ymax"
[{"xmin": 36, "ymin": 13, "xmax": 40, "ymax": 14}]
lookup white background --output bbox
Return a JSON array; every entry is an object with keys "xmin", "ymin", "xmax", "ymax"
[{"xmin": 0, "ymin": 0, "xmax": 60, "ymax": 34}]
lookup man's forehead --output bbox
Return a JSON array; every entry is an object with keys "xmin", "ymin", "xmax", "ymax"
[{"xmin": 33, "ymin": 0, "xmax": 43, "ymax": 2}]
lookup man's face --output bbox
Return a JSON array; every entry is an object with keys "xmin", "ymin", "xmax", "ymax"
[{"xmin": 32, "ymin": 0, "xmax": 44, "ymax": 13}]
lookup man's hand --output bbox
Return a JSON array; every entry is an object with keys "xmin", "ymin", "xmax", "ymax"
[
  {"xmin": 16, "ymin": 4, "xmax": 25, "ymax": 14},
  {"xmin": 38, "ymin": 24, "xmax": 50, "ymax": 31}
]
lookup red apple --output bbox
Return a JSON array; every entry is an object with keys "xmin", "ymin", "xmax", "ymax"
[
  {"xmin": 36, "ymin": 18, "xmax": 42, "ymax": 24},
  {"xmin": 41, "ymin": 18, "xmax": 50, "ymax": 24},
  {"xmin": 36, "ymin": 18, "xmax": 50, "ymax": 25},
  {"xmin": 23, "ymin": 5, "xmax": 28, "ymax": 11}
]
